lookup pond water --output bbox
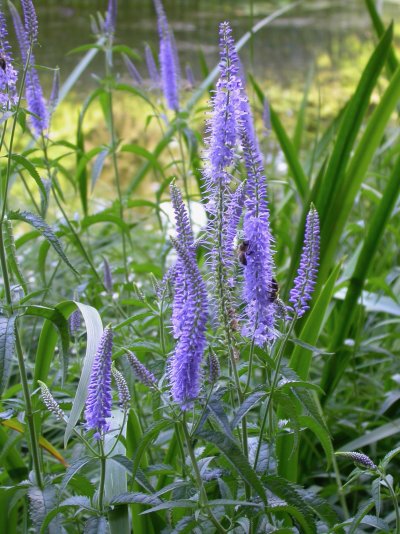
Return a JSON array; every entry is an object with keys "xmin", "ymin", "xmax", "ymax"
[{"xmin": 5, "ymin": 0, "xmax": 399, "ymax": 101}]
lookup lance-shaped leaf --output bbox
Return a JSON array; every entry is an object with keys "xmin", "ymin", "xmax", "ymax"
[{"xmin": 0, "ymin": 315, "xmax": 16, "ymax": 394}]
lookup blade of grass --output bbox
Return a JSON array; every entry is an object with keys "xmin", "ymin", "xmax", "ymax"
[
  {"xmin": 320, "ymin": 151, "xmax": 400, "ymax": 399},
  {"xmin": 365, "ymin": 0, "xmax": 398, "ymax": 76}
]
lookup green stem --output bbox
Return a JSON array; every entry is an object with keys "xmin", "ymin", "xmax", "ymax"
[
  {"xmin": 381, "ymin": 474, "xmax": 400, "ymax": 534},
  {"xmin": 181, "ymin": 414, "xmax": 226, "ymax": 534},
  {"xmin": 98, "ymin": 442, "xmax": 107, "ymax": 512},
  {"xmin": 253, "ymin": 320, "xmax": 295, "ymax": 471}
]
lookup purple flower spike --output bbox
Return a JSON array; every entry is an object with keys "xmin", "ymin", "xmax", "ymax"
[
  {"xmin": 145, "ymin": 43, "xmax": 160, "ymax": 87},
  {"xmin": 103, "ymin": 258, "xmax": 113, "ymax": 292},
  {"xmin": 10, "ymin": 2, "xmax": 48, "ymax": 136},
  {"xmin": 289, "ymin": 206, "xmax": 320, "ymax": 318},
  {"xmin": 0, "ymin": 9, "xmax": 18, "ymax": 109},
  {"xmin": 170, "ymin": 236, "xmax": 208, "ymax": 410},
  {"xmin": 123, "ymin": 53, "xmax": 142, "ymax": 86},
  {"xmin": 153, "ymin": 0, "xmax": 179, "ymax": 111},
  {"xmin": 126, "ymin": 350, "xmax": 156, "ymax": 388},
  {"xmin": 169, "ymin": 184, "xmax": 208, "ymax": 409},
  {"xmin": 20, "ymin": 0, "xmax": 38, "ymax": 43},
  {"xmin": 112, "ymin": 365, "xmax": 130, "ymax": 410},
  {"xmin": 85, "ymin": 327, "xmax": 113, "ymax": 438},
  {"xmin": 203, "ymin": 22, "xmax": 242, "ymax": 191},
  {"xmin": 240, "ymin": 127, "xmax": 276, "ymax": 346},
  {"xmin": 104, "ymin": 0, "xmax": 117, "ymax": 35},
  {"xmin": 170, "ymin": 184, "xmax": 194, "ymax": 338},
  {"xmin": 69, "ymin": 309, "xmax": 81, "ymax": 336}
]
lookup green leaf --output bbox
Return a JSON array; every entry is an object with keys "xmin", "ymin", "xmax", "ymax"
[
  {"xmin": 231, "ymin": 391, "xmax": 267, "ymax": 429},
  {"xmin": 2, "ymin": 219, "xmax": 27, "ymax": 294},
  {"xmin": 40, "ymin": 496, "xmax": 93, "ymax": 534},
  {"xmin": 339, "ymin": 418, "xmax": 400, "ymax": 451},
  {"xmin": 61, "ymin": 457, "xmax": 93, "ymax": 492},
  {"xmin": 8, "ymin": 210, "xmax": 77, "ymax": 275},
  {"xmin": 365, "ymin": 0, "xmax": 398, "ymax": 76},
  {"xmin": 110, "ymin": 492, "xmax": 162, "ymax": 506},
  {"xmin": 9, "ymin": 153, "xmax": 48, "ymax": 213},
  {"xmin": 196, "ymin": 430, "xmax": 268, "ymax": 505},
  {"xmin": 381, "ymin": 446, "xmax": 400, "ymax": 470},
  {"xmin": 64, "ymin": 302, "xmax": 103, "ymax": 446},
  {"xmin": 140, "ymin": 500, "xmax": 197, "ymax": 515},
  {"xmin": 131, "ymin": 419, "xmax": 172, "ymax": 482},
  {"xmin": 91, "ymin": 148, "xmax": 109, "ymax": 191},
  {"xmin": 0, "ymin": 315, "xmax": 16, "ymax": 395},
  {"xmin": 28, "ymin": 484, "xmax": 59, "ymax": 534}
]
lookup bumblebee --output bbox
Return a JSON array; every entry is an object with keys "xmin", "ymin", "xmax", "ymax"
[
  {"xmin": 0, "ymin": 57, "xmax": 6, "ymax": 71},
  {"xmin": 237, "ymin": 240, "xmax": 250, "ymax": 266},
  {"xmin": 267, "ymin": 277, "xmax": 279, "ymax": 304}
]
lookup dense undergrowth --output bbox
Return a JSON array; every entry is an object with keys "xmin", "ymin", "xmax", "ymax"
[{"xmin": 0, "ymin": 0, "xmax": 400, "ymax": 532}]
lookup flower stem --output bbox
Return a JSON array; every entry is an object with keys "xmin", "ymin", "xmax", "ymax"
[
  {"xmin": 181, "ymin": 414, "xmax": 226, "ymax": 534},
  {"xmin": 98, "ymin": 442, "xmax": 107, "ymax": 512}
]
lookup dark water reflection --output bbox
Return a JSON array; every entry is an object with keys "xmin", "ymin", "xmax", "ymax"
[{"xmin": 6, "ymin": 0, "xmax": 399, "ymax": 99}]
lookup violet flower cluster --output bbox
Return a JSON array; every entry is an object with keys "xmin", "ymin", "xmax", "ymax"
[
  {"xmin": 240, "ymin": 127, "xmax": 276, "ymax": 345},
  {"xmin": 84, "ymin": 327, "xmax": 113, "ymax": 438},
  {"xmin": 170, "ymin": 184, "xmax": 208, "ymax": 409},
  {"xmin": 10, "ymin": 1, "xmax": 48, "ymax": 136},
  {"xmin": 0, "ymin": 7, "xmax": 18, "ymax": 109},
  {"xmin": 153, "ymin": 0, "xmax": 179, "ymax": 111},
  {"xmin": 289, "ymin": 206, "xmax": 320, "ymax": 318}
]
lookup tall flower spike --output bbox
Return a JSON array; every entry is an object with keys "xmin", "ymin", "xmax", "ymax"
[
  {"xmin": 170, "ymin": 184, "xmax": 195, "ymax": 338},
  {"xmin": 123, "ymin": 53, "xmax": 143, "ymax": 86},
  {"xmin": 170, "ymin": 235, "xmax": 208, "ymax": 409},
  {"xmin": 20, "ymin": 0, "xmax": 38, "ymax": 43},
  {"xmin": 153, "ymin": 0, "xmax": 179, "ymax": 111},
  {"xmin": 103, "ymin": 257, "xmax": 113, "ymax": 292},
  {"xmin": 240, "ymin": 125, "xmax": 276, "ymax": 346},
  {"xmin": 203, "ymin": 21, "xmax": 242, "ymax": 191},
  {"xmin": 0, "ymin": 7, "xmax": 18, "ymax": 109},
  {"xmin": 103, "ymin": 0, "xmax": 117, "ymax": 35},
  {"xmin": 84, "ymin": 327, "xmax": 113, "ymax": 438},
  {"xmin": 10, "ymin": 2, "xmax": 48, "ymax": 136},
  {"xmin": 38, "ymin": 380, "xmax": 65, "ymax": 421},
  {"xmin": 111, "ymin": 365, "xmax": 130, "ymax": 410},
  {"xmin": 126, "ymin": 350, "xmax": 156, "ymax": 387},
  {"xmin": 145, "ymin": 43, "xmax": 160, "ymax": 87},
  {"xmin": 289, "ymin": 206, "xmax": 320, "ymax": 318}
]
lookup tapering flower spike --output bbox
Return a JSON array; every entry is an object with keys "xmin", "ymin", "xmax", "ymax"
[
  {"xmin": 170, "ymin": 184, "xmax": 194, "ymax": 338},
  {"xmin": 84, "ymin": 327, "xmax": 113, "ymax": 438},
  {"xmin": 111, "ymin": 365, "xmax": 130, "ymax": 410},
  {"xmin": 169, "ymin": 185, "xmax": 208, "ymax": 409},
  {"xmin": 20, "ymin": 0, "xmax": 38, "ymax": 43},
  {"xmin": 38, "ymin": 380, "xmax": 65, "ymax": 421},
  {"xmin": 0, "ymin": 7, "xmax": 18, "ymax": 109},
  {"xmin": 103, "ymin": 257, "xmax": 113, "ymax": 292},
  {"xmin": 289, "ymin": 206, "xmax": 320, "ymax": 318},
  {"xmin": 153, "ymin": 0, "xmax": 179, "ymax": 111},
  {"xmin": 103, "ymin": 0, "xmax": 117, "ymax": 35},
  {"xmin": 203, "ymin": 21, "xmax": 242, "ymax": 191},
  {"xmin": 10, "ymin": 2, "xmax": 48, "ymax": 136},
  {"xmin": 170, "ymin": 236, "xmax": 208, "ymax": 409},
  {"xmin": 240, "ymin": 125, "xmax": 276, "ymax": 346},
  {"xmin": 145, "ymin": 43, "xmax": 160, "ymax": 87},
  {"xmin": 336, "ymin": 451, "xmax": 377, "ymax": 471},
  {"xmin": 123, "ymin": 53, "xmax": 143, "ymax": 86},
  {"xmin": 69, "ymin": 309, "xmax": 81, "ymax": 336},
  {"xmin": 126, "ymin": 350, "xmax": 156, "ymax": 388}
]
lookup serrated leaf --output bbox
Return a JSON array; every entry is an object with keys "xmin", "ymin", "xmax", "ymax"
[
  {"xmin": 0, "ymin": 315, "xmax": 16, "ymax": 394},
  {"xmin": 9, "ymin": 154, "xmax": 48, "ymax": 213},
  {"xmin": 381, "ymin": 445, "xmax": 400, "ymax": 470},
  {"xmin": 61, "ymin": 457, "xmax": 93, "ymax": 492},
  {"xmin": 231, "ymin": 391, "xmax": 267, "ymax": 429},
  {"xmin": 110, "ymin": 492, "xmax": 162, "ymax": 506},
  {"xmin": 196, "ymin": 430, "xmax": 268, "ymax": 505},
  {"xmin": 206, "ymin": 397, "xmax": 233, "ymax": 439},
  {"xmin": 8, "ymin": 210, "xmax": 77, "ymax": 274},
  {"xmin": 131, "ymin": 419, "xmax": 172, "ymax": 481},
  {"xmin": 140, "ymin": 499, "xmax": 197, "ymax": 514},
  {"xmin": 3, "ymin": 219, "xmax": 28, "ymax": 294},
  {"xmin": 40, "ymin": 496, "xmax": 93, "ymax": 534}
]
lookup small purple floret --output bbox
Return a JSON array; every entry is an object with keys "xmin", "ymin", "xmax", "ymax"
[
  {"xmin": 289, "ymin": 206, "xmax": 320, "ymax": 318},
  {"xmin": 84, "ymin": 327, "xmax": 113, "ymax": 438}
]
